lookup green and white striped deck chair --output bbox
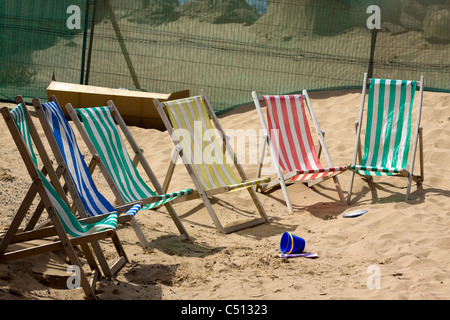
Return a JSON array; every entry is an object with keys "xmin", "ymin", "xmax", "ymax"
[
  {"xmin": 65, "ymin": 100, "xmax": 192, "ymax": 240},
  {"xmin": 0, "ymin": 100, "xmax": 128, "ymax": 300},
  {"xmin": 154, "ymin": 90, "xmax": 270, "ymax": 234},
  {"xmin": 347, "ymin": 73, "xmax": 424, "ymax": 203}
]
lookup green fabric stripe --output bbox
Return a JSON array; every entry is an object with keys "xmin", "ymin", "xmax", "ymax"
[
  {"xmin": 391, "ymin": 80, "xmax": 407, "ymax": 169},
  {"xmin": 360, "ymin": 81, "xmax": 374, "ymax": 175},
  {"xmin": 359, "ymin": 79, "xmax": 416, "ymax": 176},
  {"xmin": 370, "ymin": 79, "xmax": 385, "ymax": 166},
  {"xmin": 95, "ymin": 107, "xmax": 147, "ymax": 200},
  {"xmin": 402, "ymin": 81, "xmax": 416, "ymax": 169},
  {"xmin": 77, "ymin": 107, "xmax": 180, "ymax": 210},
  {"xmin": 85, "ymin": 107, "xmax": 136, "ymax": 201},
  {"xmin": 10, "ymin": 104, "xmax": 38, "ymax": 167},
  {"xmin": 381, "ymin": 80, "xmax": 397, "ymax": 167},
  {"xmin": 38, "ymin": 169, "xmax": 118, "ymax": 237},
  {"xmin": 78, "ymin": 107, "xmax": 156, "ymax": 201}
]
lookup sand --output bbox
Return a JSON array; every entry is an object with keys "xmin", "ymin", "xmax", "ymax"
[{"xmin": 0, "ymin": 87, "xmax": 449, "ymax": 301}]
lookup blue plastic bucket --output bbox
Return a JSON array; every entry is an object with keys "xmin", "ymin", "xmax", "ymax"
[{"xmin": 280, "ymin": 231, "xmax": 305, "ymax": 254}]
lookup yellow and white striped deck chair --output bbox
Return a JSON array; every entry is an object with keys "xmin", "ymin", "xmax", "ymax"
[{"xmin": 154, "ymin": 90, "xmax": 270, "ymax": 234}]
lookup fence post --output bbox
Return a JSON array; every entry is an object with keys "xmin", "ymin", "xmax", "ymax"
[
  {"xmin": 367, "ymin": 28, "xmax": 377, "ymax": 79},
  {"xmin": 80, "ymin": 0, "xmax": 90, "ymax": 84}
]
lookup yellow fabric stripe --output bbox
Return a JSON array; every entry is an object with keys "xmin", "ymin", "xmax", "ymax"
[
  {"xmin": 193, "ymin": 97, "xmax": 242, "ymax": 187},
  {"xmin": 165, "ymin": 96, "xmax": 243, "ymax": 191},
  {"xmin": 189, "ymin": 97, "xmax": 222, "ymax": 189}
]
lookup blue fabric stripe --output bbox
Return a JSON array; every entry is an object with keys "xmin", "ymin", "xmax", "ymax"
[{"xmin": 41, "ymin": 101, "xmax": 116, "ymax": 217}]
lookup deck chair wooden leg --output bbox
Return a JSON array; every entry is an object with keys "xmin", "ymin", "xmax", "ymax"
[
  {"xmin": 67, "ymin": 253, "xmax": 97, "ymax": 300},
  {"xmin": 254, "ymin": 135, "xmax": 294, "ymax": 213},
  {"xmin": 405, "ymin": 126, "xmax": 424, "ymax": 201},
  {"xmin": 419, "ymin": 126, "xmax": 424, "ymax": 182},
  {"xmin": 406, "ymin": 72, "xmax": 424, "ymax": 201},
  {"xmin": 246, "ymin": 187, "xmax": 270, "ymax": 221},
  {"xmin": 163, "ymin": 203, "xmax": 190, "ymax": 240},
  {"xmin": 255, "ymin": 135, "xmax": 268, "ymax": 189},
  {"xmin": 129, "ymin": 215, "xmax": 150, "ymax": 248},
  {"xmin": 79, "ymin": 243, "xmax": 101, "ymax": 275},
  {"xmin": 347, "ymin": 171, "xmax": 356, "ymax": 205},
  {"xmin": 279, "ymin": 177, "xmax": 294, "ymax": 213},
  {"xmin": 201, "ymin": 193, "xmax": 226, "ymax": 234},
  {"xmin": 89, "ymin": 241, "xmax": 113, "ymax": 278},
  {"xmin": 348, "ymin": 118, "xmax": 362, "ymax": 205},
  {"xmin": 109, "ymin": 233, "xmax": 128, "ymax": 275},
  {"xmin": 24, "ymin": 196, "xmax": 45, "ymax": 231},
  {"xmin": 332, "ymin": 176, "xmax": 346, "ymax": 206},
  {"xmin": 45, "ymin": 207, "xmax": 97, "ymax": 300},
  {"xmin": 77, "ymin": 245, "xmax": 101, "ymax": 294},
  {"xmin": 264, "ymin": 171, "xmax": 295, "ymax": 214},
  {"xmin": 0, "ymin": 181, "xmax": 39, "ymax": 256}
]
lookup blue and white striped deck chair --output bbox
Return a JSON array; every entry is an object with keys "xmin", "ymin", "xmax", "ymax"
[
  {"xmin": 65, "ymin": 99, "xmax": 191, "ymax": 240},
  {"xmin": 1, "ymin": 101, "xmax": 128, "ymax": 299},
  {"xmin": 347, "ymin": 73, "xmax": 424, "ymax": 203},
  {"xmin": 32, "ymin": 97, "xmax": 149, "ymax": 247}
]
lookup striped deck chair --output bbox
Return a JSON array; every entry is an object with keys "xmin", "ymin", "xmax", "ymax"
[
  {"xmin": 153, "ymin": 90, "xmax": 270, "ymax": 234},
  {"xmin": 32, "ymin": 97, "xmax": 150, "ymax": 247},
  {"xmin": 347, "ymin": 73, "xmax": 424, "ymax": 203},
  {"xmin": 64, "ymin": 99, "xmax": 192, "ymax": 240},
  {"xmin": 1, "ymin": 101, "xmax": 128, "ymax": 300},
  {"xmin": 252, "ymin": 90, "xmax": 348, "ymax": 213}
]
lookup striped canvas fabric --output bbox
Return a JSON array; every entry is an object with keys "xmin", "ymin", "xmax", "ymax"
[
  {"xmin": 40, "ymin": 101, "xmax": 142, "ymax": 216},
  {"xmin": 75, "ymin": 106, "xmax": 192, "ymax": 209},
  {"xmin": 354, "ymin": 79, "xmax": 416, "ymax": 176},
  {"xmin": 10, "ymin": 103, "xmax": 118, "ymax": 237},
  {"xmin": 164, "ymin": 96, "xmax": 269, "ymax": 191},
  {"xmin": 264, "ymin": 94, "xmax": 345, "ymax": 182},
  {"xmin": 10, "ymin": 103, "xmax": 38, "ymax": 167}
]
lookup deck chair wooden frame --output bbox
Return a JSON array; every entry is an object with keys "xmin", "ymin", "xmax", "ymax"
[
  {"xmin": 347, "ymin": 73, "xmax": 424, "ymax": 204},
  {"xmin": 33, "ymin": 96, "xmax": 150, "ymax": 247},
  {"xmin": 12, "ymin": 97, "xmax": 129, "ymax": 277},
  {"xmin": 154, "ymin": 90, "xmax": 270, "ymax": 234},
  {"xmin": 0, "ymin": 102, "xmax": 128, "ymax": 300},
  {"xmin": 252, "ymin": 90, "xmax": 347, "ymax": 213},
  {"xmin": 65, "ymin": 99, "xmax": 192, "ymax": 241}
]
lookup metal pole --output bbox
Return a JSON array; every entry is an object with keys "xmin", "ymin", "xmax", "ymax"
[
  {"xmin": 367, "ymin": 28, "xmax": 377, "ymax": 79},
  {"xmin": 84, "ymin": 0, "xmax": 97, "ymax": 85},
  {"xmin": 80, "ymin": 0, "xmax": 90, "ymax": 84}
]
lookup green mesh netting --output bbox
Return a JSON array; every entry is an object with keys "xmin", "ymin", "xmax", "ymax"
[{"xmin": 1, "ymin": 0, "xmax": 449, "ymax": 121}]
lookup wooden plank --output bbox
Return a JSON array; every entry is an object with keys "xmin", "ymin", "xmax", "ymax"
[{"xmin": 47, "ymin": 81, "xmax": 189, "ymax": 130}]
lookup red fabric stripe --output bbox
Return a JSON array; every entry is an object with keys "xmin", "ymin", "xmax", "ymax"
[
  {"xmin": 265, "ymin": 96, "xmax": 280, "ymax": 168},
  {"xmin": 288, "ymin": 95, "xmax": 312, "ymax": 171},
  {"xmin": 293, "ymin": 169, "xmax": 342, "ymax": 182},
  {"xmin": 265, "ymin": 94, "xmax": 331, "ymax": 181},
  {"xmin": 298, "ymin": 95, "xmax": 322, "ymax": 170},
  {"xmin": 281, "ymin": 96, "xmax": 307, "ymax": 172},
  {"xmin": 266, "ymin": 96, "xmax": 291, "ymax": 173}
]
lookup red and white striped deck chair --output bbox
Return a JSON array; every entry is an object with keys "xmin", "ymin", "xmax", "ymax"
[{"xmin": 252, "ymin": 90, "xmax": 348, "ymax": 212}]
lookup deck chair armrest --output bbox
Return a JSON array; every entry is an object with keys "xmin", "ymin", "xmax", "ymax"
[
  {"xmin": 114, "ymin": 202, "xmax": 142, "ymax": 214},
  {"xmin": 78, "ymin": 213, "xmax": 115, "ymax": 224}
]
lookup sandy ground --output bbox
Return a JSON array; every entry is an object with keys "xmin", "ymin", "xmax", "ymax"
[{"xmin": 0, "ymin": 88, "xmax": 449, "ymax": 301}]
